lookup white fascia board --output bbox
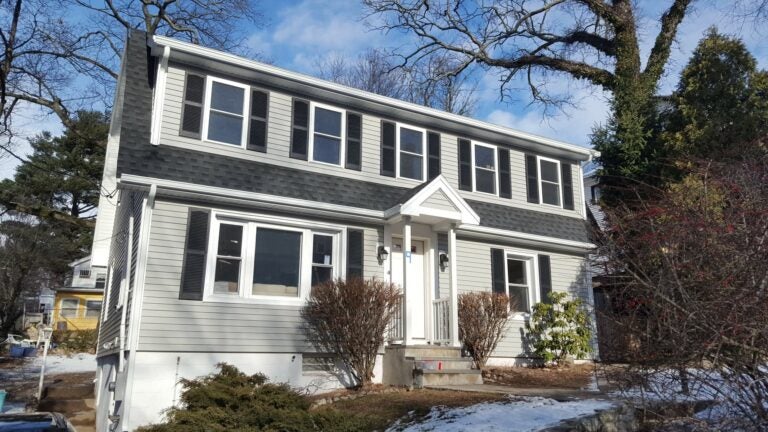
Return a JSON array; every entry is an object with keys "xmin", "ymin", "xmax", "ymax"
[
  {"xmin": 389, "ymin": 175, "xmax": 480, "ymax": 225},
  {"xmin": 460, "ymin": 224, "xmax": 596, "ymax": 252},
  {"xmin": 151, "ymin": 35, "xmax": 599, "ymax": 161},
  {"xmin": 118, "ymin": 174, "xmax": 384, "ymax": 221}
]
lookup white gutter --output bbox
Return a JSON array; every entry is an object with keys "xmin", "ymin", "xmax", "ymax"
[
  {"xmin": 459, "ymin": 225, "xmax": 595, "ymax": 252},
  {"xmin": 151, "ymin": 35, "xmax": 600, "ymax": 161}
]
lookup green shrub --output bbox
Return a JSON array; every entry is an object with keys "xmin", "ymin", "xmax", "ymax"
[
  {"xmin": 52, "ymin": 329, "xmax": 98, "ymax": 353},
  {"xmin": 137, "ymin": 363, "xmax": 368, "ymax": 432},
  {"xmin": 525, "ymin": 291, "xmax": 592, "ymax": 365}
]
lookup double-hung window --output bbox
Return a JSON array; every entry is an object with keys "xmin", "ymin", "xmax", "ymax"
[
  {"xmin": 61, "ymin": 298, "xmax": 80, "ymax": 318},
  {"xmin": 204, "ymin": 78, "xmax": 249, "ymax": 146},
  {"xmin": 473, "ymin": 143, "xmax": 497, "ymax": 195},
  {"xmin": 505, "ymin": 255, "xmax": 534, "ymax": 314},
  {"xmin": 85, "ymin": 300, "xmax": 103, "ymax": 318},
  {"xmin": 398, "ymin": 124, "xmax": 427, "ymax": 181},
  {"xmin": 206, "ymin": 215, "xmax": 340, "ymax": 303},
  {"xmin": 538, "ymin": 157, "xmax": 562, "ymax": 207},
  {"xmin": 310, "ymin": 103, "xmax": 345, "ymax": 165}
]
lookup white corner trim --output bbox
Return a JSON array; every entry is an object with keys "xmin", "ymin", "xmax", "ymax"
[
  {"xmin": 150, "ymin": 46, "xmax": 170, "ymax": 146},
  {"xmin": 387, "ymin": 175, "xmax": 481, "ymax": 225},
  {"xmin": 460, "ymin": 224, "xmax": 596, "ymax": 251},
  {"xmin": 151, "ymin": 35, "xmax": 598, "ymax": 161}
]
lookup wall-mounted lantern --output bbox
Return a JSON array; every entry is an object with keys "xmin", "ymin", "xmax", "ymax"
[
  {"xmin": 377, "ymin": 246, "xmax": 389, "ymax": 263},
  {"xmin": 439, "ymin": 251, "xmax": 449, "ymax": 270}
]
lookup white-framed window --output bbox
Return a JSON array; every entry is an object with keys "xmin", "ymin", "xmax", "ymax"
[
  {"xmin": 397, "ymin": 123, "xmax": 427, "ymax": 181},
  {"xmin": 504, "ymin": 252, "xmax": 536, "ymax": 316},
  {"xmin": 204, "ymin": 213, "xmax": 341, "ymax": 304},
  {"xmin": 309, "ymin": 102, "xmax": 345, "ymax": 166},
  {"xmin": 60, "ymin": 298, "xmax": 80, "ymax": 318},
  {"xmin": 202, "ymin": 77, "xmax": 250, "ymax": 147},
  {"xmin": 472, "ymin": 142, "xmax": 498, "ymax": 195},
  {"xmin": 538, "ymin": 156, "xmax": 562, "ymax": 207},
  {"xmin": 94, "ymin": 273, "xmax": 106, "ymax": 289},
  {"xmin": 85, "ymin": 300, "xmax": 103, "ymax": 318},
  {"xmin": 79, "ymin": 269, "xmax": 91, "ymax": 278}
]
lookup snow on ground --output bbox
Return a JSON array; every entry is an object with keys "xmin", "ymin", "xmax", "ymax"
[
  {"xmin": 387, "ymin": 396, "xmax": 615, "ymax": 432},
  {"xmin": 35, "ymin": 353, "xmax": 96, "ymax": 375}
]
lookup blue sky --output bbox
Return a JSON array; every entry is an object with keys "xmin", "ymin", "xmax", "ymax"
[{"xmin": 1, "ymin": 1, "xmax": 766, "ymax": 179}]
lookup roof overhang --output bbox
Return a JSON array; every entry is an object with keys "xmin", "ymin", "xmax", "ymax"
[
  {"xmin": 384, "ymin": 176, "xmax": 480, "ymax": 226},
  {"xmin": 149, "ymin": 35, "xmax": 599, "ymax": 162}
]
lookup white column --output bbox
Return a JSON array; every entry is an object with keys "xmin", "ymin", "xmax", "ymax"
[
  {"xmin": 403, "ymin": 217, "xmax": 412, "ymax": 344},
  {"xmin": 449, "ymin": 224, "xmax": 460, "ymax": 348}
]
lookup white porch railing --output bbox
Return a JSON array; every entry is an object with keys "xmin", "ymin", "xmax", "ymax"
[
  {"xmin": 388, "ymin": 294, "xmax": 404, "ymax": 342},
  {"xmin": 432, "ymin": 298, "xmax": 451, "ymax": 344}
]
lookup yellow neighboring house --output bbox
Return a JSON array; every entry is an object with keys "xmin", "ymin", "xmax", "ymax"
[{"xmin": 53, "ymin": 256, "xmax": 106, "ymax": 331}]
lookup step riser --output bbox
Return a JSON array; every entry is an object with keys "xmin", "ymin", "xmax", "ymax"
[
  {"xmin": 44, "ymin": 385, "xmax": 94, "ymax": 399},
  {"xmin": 416, "ymin": 372, "xmax": 484, "ymax": 387},
  {"xmin": 413, "ymin": 359, "xmax": 474, "ymax": 370},
  {"xmin": 38, "ymin": 399, "xmax": 88, "ymax": 412},
  {"xmin": 386, "ymin": 346, "xmax": 463, "ymax": 359}
]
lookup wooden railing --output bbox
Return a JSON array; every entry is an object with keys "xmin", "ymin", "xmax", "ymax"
[
  {"xmin": 388, "ymin": 294, "xmax": 404, "ymax": 342},
  {"xmin": 432, "ymin": 298, "xmax": 451, "ymax": 345}
]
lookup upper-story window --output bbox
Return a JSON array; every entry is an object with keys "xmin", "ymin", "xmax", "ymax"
[
  {"xmin": 473, "ymin": 143, "xmax": 497, "ymax": 195},
  {"xmin": 79, "ymin": 269, "xmax": 91, "ymax": 278},
  {"xmin": 181, "ymin": 73, "xmax": 269, "ymax": 151},
  {"xmin": 398, "ymin": 124, "xmax": 427, "ymax": 181},
  {"xmin": 204, "ymin": 78, "xmax": 249, "ymax": 146},
  {"xmin": 538, "ymin": 156, "xmax": 562, "ymax": 207},
  {"xmin": 310, "ymin": 103, "xmax": 345, "ymax": 166}
]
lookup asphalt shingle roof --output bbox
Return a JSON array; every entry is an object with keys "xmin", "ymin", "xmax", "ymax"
[{"xmin": 116, "ymin": 30, "xmax": 589, "ymax": 244}]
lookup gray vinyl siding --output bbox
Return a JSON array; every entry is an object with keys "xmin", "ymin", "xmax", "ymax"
[
  {"xmin": 97, "ymin": 190, "xmax": 146, "ymax": 358},
  {"xmin": 455, "ymin": 236, "xmax": 589, "ymax": 358},
  {"xmin": 136, "ymin": 199, "xmax": 385, "ymax": 353},
  {"xmin": 159, "ymin": 64, "xmax": 585, "ymax": 220}
]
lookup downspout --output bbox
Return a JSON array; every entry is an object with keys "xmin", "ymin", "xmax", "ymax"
[{"xmin": 118, "ymin": 211, "xmax": 134, "ymax": 373}]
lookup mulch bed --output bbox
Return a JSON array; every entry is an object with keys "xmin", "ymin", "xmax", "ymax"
[{"xmin": 483, "ymin": 363, "xmax": 595, "ymax": 389}]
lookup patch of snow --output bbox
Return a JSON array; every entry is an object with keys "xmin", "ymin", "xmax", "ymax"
[
  {"xmin": 0, "ymin": 402, "xmax": 26, "ymax": 414},
  {"xmin": 387, "ymin": 396, "xmax": 615, "ymax": 432},
  {"xmin": 33, "ymin": 353, "xmax": 96, "ymax": 375}
]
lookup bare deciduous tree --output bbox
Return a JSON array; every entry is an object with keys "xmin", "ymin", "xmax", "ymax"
[{"xmin": 599, "ymin": 152, "xmax": 768, "ymax": 428}]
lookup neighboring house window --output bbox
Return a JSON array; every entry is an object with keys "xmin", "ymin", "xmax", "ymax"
[
  {"xmin": 310, "ymin": 103, "xmax": 345, "ymax": 165},
  {"xmin": 79, "ymin": 269, "xmax": 91, "ymax": 278},
  {"xmin": 95, "ymin": 274, "xmax": 106, "ymax": 289},
  {"xmin": 506, "ymin": 256, "xmax": 533, "ymax": 314},
  {"xmin": 591, "ymin": 185, "xmax": 601, "ymax": 204},
  {"xmin": 60, "ymin": 298, "xmax": 80, "ymax": 318},
  {"xmin": 204, "ymin": 77, "xmax": 249, "ymax": 146},
  {"xmin": 473, "ymin": 142, "xmax": 497, "ymax": 195},
  {"xmin": 85, "ymin": 300, "xmax": 102, "ymax": 318},
  {"xmin": 397, "ymin": 124, "xmax": 427, "ymax": 181},
  {"xmin": 206, "ymin": 215, "xmax": 340, "ymax": 302},
  {"xmin": 538, "ymin": 156, "xmax": 562, "ymax": 207}
]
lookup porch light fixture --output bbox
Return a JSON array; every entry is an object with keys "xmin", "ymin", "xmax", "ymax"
[
  {"xmin": 439, "ymin": 251, "xmax": 449, "ymax": 270},
  {"xmin": 377, "ymin": 246, "xmax": 389, "ymax": 263}
]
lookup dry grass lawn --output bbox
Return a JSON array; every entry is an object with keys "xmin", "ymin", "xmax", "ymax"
[
  {"xmin": 483, "ymin": 363, "xmax": 595, "ymax": 389},
  {"xmin": 319, "ymin": 389, "xmax": 505, "ymax": 431}
]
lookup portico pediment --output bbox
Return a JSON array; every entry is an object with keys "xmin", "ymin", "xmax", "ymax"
[{"xmin": 384, "ymin": 175, "xmax": 480, "ymax": 225}]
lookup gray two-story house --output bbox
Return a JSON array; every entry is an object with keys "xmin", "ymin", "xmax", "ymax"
[{"xmin": 92, "ymin": 30, "xmax": 598, "ymax": 431}]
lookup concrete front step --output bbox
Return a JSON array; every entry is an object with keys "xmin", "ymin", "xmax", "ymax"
[
  {"xmin": 412, "ymin": 357, "xmax": 474, "ymax": 370},
  {"xmin": 397, "ymin": 345, "xmax": 463, "ymax": 359},
  {"xmin": 38, "ymin": 398, "xmax": 89, "ymax": 413},
  {"xmin": 44, "ymin": 383, "xmax": 94, "ymax": 399},
  {"xmin": 414, "ymin": 369, "xmax": 484, "ymax": 387}
]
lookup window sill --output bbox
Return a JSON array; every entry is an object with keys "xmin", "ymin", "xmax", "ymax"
[{"xmin": 203, "ymin": 294, "xmax": 306, "ymax": 307}]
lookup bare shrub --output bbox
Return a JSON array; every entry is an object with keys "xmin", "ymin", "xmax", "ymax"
[
  {"xmin": 302, "ymin": 278, "xmax": 400, "ymax": 387},
  {"xmin": 458, "ymin": 292, "xmax": 511, "ymax": 368}
]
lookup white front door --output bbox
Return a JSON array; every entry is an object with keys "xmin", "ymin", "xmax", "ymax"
[{"xmin": 391, "ymin": 239, "xmax": 427, "ymax": 341}]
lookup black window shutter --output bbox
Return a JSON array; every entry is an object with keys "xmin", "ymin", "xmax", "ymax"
[
  {"xmin": 427, "ymin": 131, "xmax": 441, "ymax": 180},
  {"xmin": 180, "ymin": 210, "xmax": 210, "ymax": 300},
  {"xmin": 498, "ymin": 148, "xmax": 511, "ymax": 199},
  {"xmin": 561, "ymin": 163, "xmax": 574, "ymax": 210},
  {"xmin": 346, "ymin": 229, "xmax": 364, "ymax": 279},
  {"xmin": 458, "ymin": 138, "xmax": 473, "ymax": 191},
  {"xmin": 525, "ymin": 154, "xmax": 540, "ymax": 203},
  {"xmin": 538, "ymin": 255, "xmax": 552, "ymax": 303},
  {"xmin": 247, "ymin": 89, "xmax": 269, "ymax": 153},
  {"xmin": 346, "ymin": 113, "xmax": 362, "ymax": 171},
  {"xmin": 490, "ymin": 248, "xmax": 506, "ymax": 295},
  {"xmin": 290, "ymin": 99, "xmax": 309, "ymax": 160},
  {"xmin": 380, "ymin": 121, "xmax": 396, "ymax": 177},
  {"xmin": 180, "ymin": 73, "xmax": 205, "ymax": 138}
]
